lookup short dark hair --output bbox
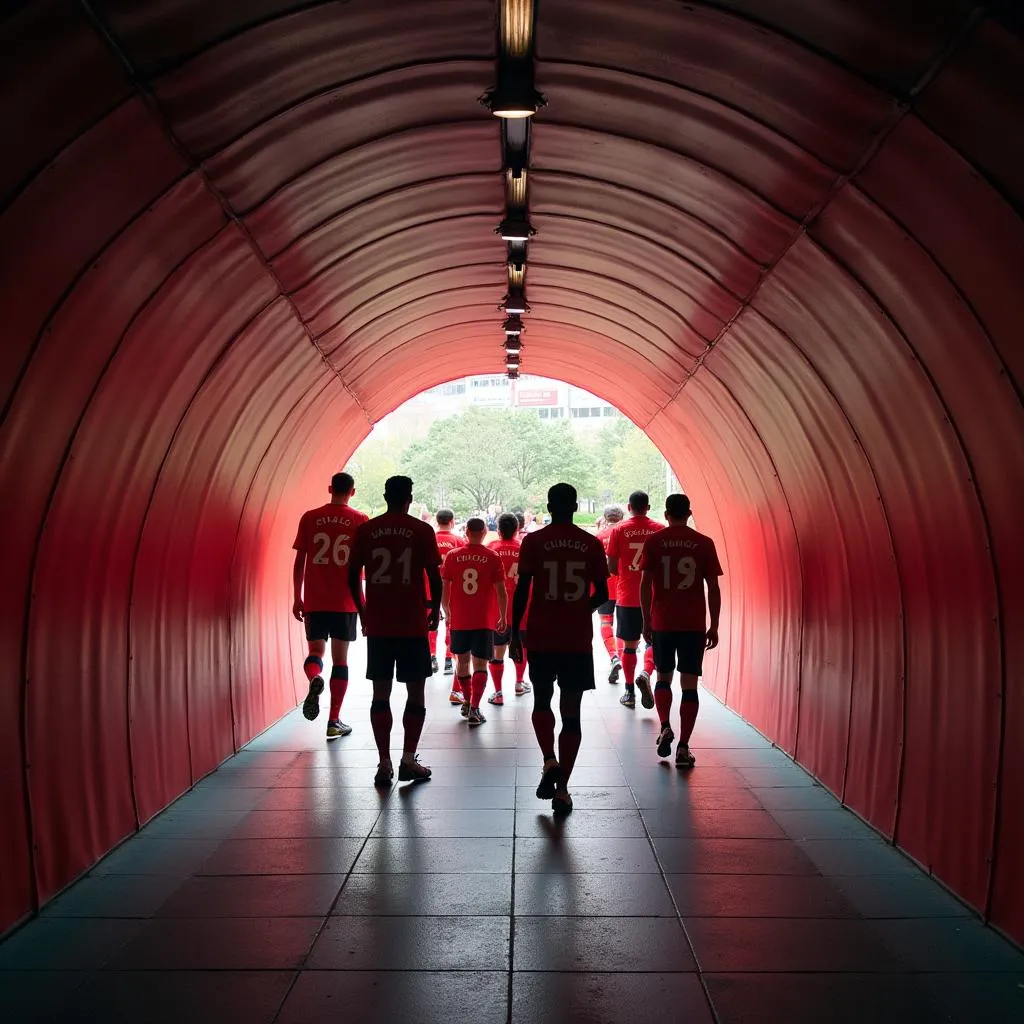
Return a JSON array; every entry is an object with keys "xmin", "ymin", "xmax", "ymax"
[
  {"xmin": 665, "ymin": 493, "xmax": 691, "ymax": 520},
  {"xmin": 603, "ymin": 504, "xmax": 624, "ymax": 523},
  {"xmin": 515, "ymin": 511, "xmax": 525, "ymax": 529},
  {"xmin": 547, "ymin": 482, "xmax": 577, "ymax": 514},
  {"xmin": 331, "ymin": 472, "xmax": 354, "ymax": 495},
  {"xmin": 628, "ymin": 490, "xmax": 650, "ymax": 511},
  {"xmin": 383, "ymin": 475, "xmax": 413, "ymax": 504},
  {"xmin": 497, "ymin": 512, "xmax": 518, "ymax": 539},
  {"xmin": 466, "ymin": 517, "xmax": 486, "ymax": 534},
  {"xmin": 436, "ymin": 508, "xmax": 454, "ymax": 526}
]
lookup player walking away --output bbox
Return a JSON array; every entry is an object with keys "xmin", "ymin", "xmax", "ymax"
[
  {"xmin": 442, "ymin": 518, "xmax": 507, "ymax": 726},
  {"xmin": 607, "ymin": 491, "xmax": 663, "ymax": 710},
  {"xmin": 349, "ymin": 476, "xmax": 441, "ymax": 787},
  {"xmin": 487, "ymin": 513, "xmax": 531, "ymax": 704},
  {"xmin": 596, "ymin": 505, "xmax": 625, "ymax": 683},
  {"xmin": 431, "ymin": 509, "xmax": 464, "ymax": 685},
  {"xmin": 510, "ymin": 483, "xmax": 609, "ymax": 816},
  {"xmin": 292, "ymin": 472, "xmax": 369, "ymax": 740},
  {"xmin": 640, "ymin": 494, "xmax": 723, "ymax": 767}
]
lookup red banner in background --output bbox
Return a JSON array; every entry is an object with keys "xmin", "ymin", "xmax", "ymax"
[{"xmin": 515, "ymin": 388, "xmax": 558, "ymax": 407}]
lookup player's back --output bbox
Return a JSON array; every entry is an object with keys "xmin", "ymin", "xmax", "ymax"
[
  {"xmin": 643, "ymin": 524, "xmax": 722, "ymax": 631},
  {"xmin": 436, "ymin": 530, "xmax": 464, "ymax": 560},
  {"xmin": 609, "ymin": 515, "xmax": 664, "ymax": 607},
  {"xmin": 519, "ymin": 523, "xmax": 607, "ymax": 653},
  {"xmin": 355, "ymin": 512, "xmax": 439, "ymax": 636},
  {"xmin": 488, "ymin": 537, "xmax": 521, "ymax": 620},
  {"xmin": 295, "ymin": 502, "xmax": 368, "ymax": 612},
  {"xmin": 443, "ymin": 544, "xmax": 504, "ymax": 630}
]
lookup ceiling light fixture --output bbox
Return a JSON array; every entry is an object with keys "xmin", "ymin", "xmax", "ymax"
[
  {"xmin": 502, "ymin": 288, "xmax": 528, "ymax": 315},
  {"xmin": 503, "ymin": 315, "xmax": 524, "ymax": 335},
  {"xmin": 481, "ymin": 66, "xmax": 546, "ymax": 119},
  {"xmin": 504, "ymin": 335, "xmax": 523, "ymax": 354},
  {"xmin": 497, "ymin": 216, "xmax": 535, "ymax": 243}
]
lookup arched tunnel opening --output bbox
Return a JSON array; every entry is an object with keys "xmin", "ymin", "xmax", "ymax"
[{"xmin": 1, "ymin": 0, "xmax": 1022, "ymax": 997}]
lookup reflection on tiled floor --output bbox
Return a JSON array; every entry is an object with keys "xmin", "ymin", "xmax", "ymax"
[{"xmin": 2, "ymin": 642, "xmax": 1023, "ymax": 1023}]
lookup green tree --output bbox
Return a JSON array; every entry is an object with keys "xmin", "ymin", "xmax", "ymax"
[
  {"xmin": 346, "ymin": 437, "xmax": 400, "ymax": 516},
  {"xmin": 504, "ymin": 414, "xmax": 595, "ymax": 499},
  {"xmin": 590, "ymin": 418, "xmax": 671, "ymax": 509}
]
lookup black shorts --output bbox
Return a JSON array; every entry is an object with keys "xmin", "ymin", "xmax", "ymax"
[
  {"xmin": 493, "ymin": 627, "xmax": 511, "ymax": 647},
  {"xmin": 527, "ymin": 651, "xmax": 596, "ymax": 692},
  {"xmin": 652, "ymin": 631, "xmax": 706, "ymax": 676},
  {"xmin": 366, "ymin": 636, "xmax": 432, "ymax": 683},
  {"xmin": 615, "ymin": 605, "xmax": 643, "ymax": 643},
  {"xmin": 597, "ymin": 599, "xmax": 616, "ymax": 617},
  {"xmin": 450, "ymin": 628, "xmax": 494, "ymax": 660},
  {"xmin": 304, "ymin": 611, "xmax": 358, "ymax": 643}
]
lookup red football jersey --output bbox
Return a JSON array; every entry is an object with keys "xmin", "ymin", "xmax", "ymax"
[
  {"xmin": 487, "ymin": 537, "xmax": 521, "ymax": 622},
  {"xmin": 518, "ymin": 523, "xmax": 609, "ymax": 653},
  {"xmin": 607, "ymin": 515, "xmax": 664, "ymax": 608},
  {"xmin": 640, "ymin": 525, "xmax": 723, "ymax": 631},
  {"xmin": 442, "ymin": 544, "xmax": 505, "ymax": 631},
  {"xmin": 292, "ymin": 503, "xmax": 369, "ymax": 612},
  {"xmin": 596, "ymin": 525, "xmax": 619, "ymax": 603},
  {"xmin": 352, "ymin": 513, "xmax": 441, "ymax": 637},
  {"xmin": 426, "ymin": 529, "xmax": 465, "ymax": 596}
]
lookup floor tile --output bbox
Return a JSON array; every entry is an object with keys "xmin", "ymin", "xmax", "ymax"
[
  {"xmin": 624, "ymin": 765, "xmax": 747, "ymax": 789},
  {"xmin": 873, "ymin": 918, "xmax": 1024, "ymax": 972},
  {"xmin": 91, "ymin": 838, "xmax": 222, "ymax": 876},
  {"xmin": 139, "ymin": 808, "xmax": 250, "ymax": 839},
  {"xmin": 834, "ymin": 874, "xmax": 974, "ymax": 918},
  {"xmin": 685, "ymin": 918, "xmax": 899, "ymax": 972},
  {"xmin": 333, "ymin": 873, "xmax": 512, "ymax": 916},
  {"xmin": 224, "ymin": 750, "xmax": 301, "ymax": 769},
  {"xmin": 372, "ymin": 808, "xmax": 515, "ymax": 838},
  {"xmin": 307, "ymin": 916, "xmax": 509, "ymax": 970},
  {"xmin": 57, "ymin": 970, "xmax": 295, "ymax": 1024},
  {"xmin": 514, "ymin": 837, "xmax": 660, "ymax": 873},
  {"xmin": 749, "ymin": 786, "xmax": 840, "ymax": 811},
  {"xmin": 277, "ymin": 970, "xmax": 508, "ymax": 1024},
  {"xmin": 256, "ymin": 787, "xmax": 392, "ymax": 811},
  {"xmin": 105, "ymin": 917, "xmax": 320, "ymax": 970},
  {"xmin": 513, "ymin": 917, "xmax": 695, "ymax": 971},
  {"xmin": 172, "ymin": 787, "xmax": 268, "ymax": 811},
  {"xmin": 229, "ymin": 808, "xmax": 381, "ymax": 839},
  {"xmin": 704, "ymin": 972, "xmax": 941, "ymax": 1024},
  {"xmin": 40, "ymin": 874, "xmax": 184, "ymax": 919},
  {"xmin": 515, "ymin": 809, "xmax": 647, "ymax": 839},
  {"xmin": 667, "ymin": 873, "xmax": 858, "ymax": 918},
  {"xmin": 514, "ymin": 873, "xmax": 676, "ymax": 916},
  {"xmin": 918, "ymin": 971, "xmax": 1024, "ymax": 1024},
  {"xmin": 199, "ymin": 838, "xmax": 363, "ymax": 875},
  {"xmin": 0, "ymin": 970, "xmax": 89, "ymax": 1023},
  {"xmin": 157, "ymin": 874, "xmax": 345, "ymax": 918},
  {"xmin": 353, "ymin": 837, "xmax": 513, "ymax": 873},
  {"xmin": 195, "ymin": 767, "xmax": 284, "ymax": 788},
  {"xmin": 796, "ymin": 839, "xmax": 919, "ymax": 876},
  {"xmin": 0, "ymin": 919, "xmax": 143, "ymax": 970},
  {"xmin": 386, "ymin": 786, "xmax": 516, "ymax": 809},
  {"xmin": 653, "ymin": 837, "xmax": 819, "ymax": 875},
  {"xmin": 511, "ymin": 972, "xmax": 714, "ymax": 1023},
  {"xmin": 737, "ymin": 767, "xmax": 817, "ymax": 788},
  {"xmin": 642, "ymin": 807, "xmax": 785, "ymax": 838},
  {"xmin": 768, "ymin": 807, "xmax": 877, "ymax": 840},
  {"xmin": 516, "ymin": 786, "xmax": 637, "ymax": 810}
]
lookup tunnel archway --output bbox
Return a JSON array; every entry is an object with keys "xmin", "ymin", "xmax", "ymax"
[{"xmin": 0, "ymin": 0, "xmax": 1021, "ymax": 946}]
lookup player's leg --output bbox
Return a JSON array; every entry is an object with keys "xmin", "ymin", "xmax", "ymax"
[
  {"xmin": 428, "ymin": 628, "xmax": 439, "ymax": 676},
  {"xmin": 599, "ymin": 599, "xmax": 620, "ymax": 684},
  {"xmin": 514, "ymin": 631, "xmax": 531, "ymax": 695},
  {"xmin": 529, "ymin": 654, "xmax": 560, "ymax": 799},
  {"xmin": 448, "ymin": 626, "xmax": 465, "ymax": 704},
  {"xmin": 397, "ymin": 639, "xmax": 432, "ymax": 781},
  {"xmin": 467, "ymin": 632, "xmax": 492, "ymax": 725},
  {"xmin": 301, "ymin": 615, "xmax": 327, "ymax": 721},
  {"xmin": 635, "ymin": 637, "xmax": 655, "ymax": 710},
  {"xmin": 450, "ymin": 631, "xmax": 473, "ymax": 717},
  {"xmin": 676, "ymin": 633, "xmax": 704, "ymax": 768},
  {"xmin": 616, "ymin": 607, "xmax": 641, "ymax": 708},
  {"xmin": 443, "ymin": 621, "xmax": 454, "ymax": 676},
  {"xmin": 652, "ymin": 632, "xmax": 676, "ymax": 759},
  {"xmin": 325, "ymin": 616, "xmax": 356, "ymax": 739},
  {"xmin": 554, "ymin": 686, "xmax": 584, "ymax": 816},
  {"xmin": 367, "ymin": 639, "xmax": 395, "ymax": 786},
  {"xmin": 488, "ymin": 629, "xmax": 508, "ymax": 706}
]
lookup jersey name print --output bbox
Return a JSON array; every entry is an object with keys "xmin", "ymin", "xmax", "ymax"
[
  {"xmin": 518, "ymin": 524, "xmax": 608, "ymax": 653},
  {"xmin": 607, "ymin": 515, "xmax": 664, "ymax": 608},
  {"xmin": 293, "ymin": 503, "xmax": 369, "ymax": 612},
  {"xmin": 640, "ymin": 524, "xmax": 723, "ymax": 631},
  {"xmin": 353, "ymin": 513, "xmax": 441, "ymax": 637},
  {"xmin": 443, "ymin": 546, "xmax": 505, "ymax": 631}
]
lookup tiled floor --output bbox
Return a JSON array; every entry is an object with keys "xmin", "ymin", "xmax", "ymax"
[{"xmin": 2, "ymin": 643, "xmax": 1023, "ymax": 1023}]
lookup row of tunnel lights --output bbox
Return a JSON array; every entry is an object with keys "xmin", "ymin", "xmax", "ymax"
[{"xmin": 481, "ymin": 0, "xmax": 545, "ymax": 380}]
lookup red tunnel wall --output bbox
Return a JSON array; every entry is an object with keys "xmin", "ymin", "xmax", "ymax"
[{"xmin": 1, "ymin": 0, "xmax": 1022, "ymax": 946}]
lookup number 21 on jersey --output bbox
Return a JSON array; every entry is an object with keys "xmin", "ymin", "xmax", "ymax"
[{"xmin": 370, "ymin": 547, "xmax": 413, "ymax": 585}]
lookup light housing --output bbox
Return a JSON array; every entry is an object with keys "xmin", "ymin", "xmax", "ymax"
[
  {"xmin": 481, "ymin": 67, "xmax": 545, "ymax": 118},
  {"xmin": 504, "ymin": 334, "xmax": 522, "ymax": 353},
  {"xmin": 502, "ymin": 314, "xmax": 524, "ymax": 335},
  {"xmin": 506, "ymin": 351, "xmax": 521, "ymax": 366},
  {"xmin": 502, "ymin": 288, "xmax": 528, "ymax": 315},
  {"xmin": 497, "ymin": 216, "xmax": 535, "ymax": 242},
  {"xmin": 507, "ymin": 368, "xmax": 520, "ymax": 379}
]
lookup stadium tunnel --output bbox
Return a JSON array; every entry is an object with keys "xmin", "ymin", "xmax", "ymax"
[{"xmin": 1, "ymin": 0, "xmax": 1022, "ymax": 950}]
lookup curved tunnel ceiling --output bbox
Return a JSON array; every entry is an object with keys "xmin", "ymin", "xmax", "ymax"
[{"xmin": 1, "ymin": 0, "xmax": 1022, "ymax": 945}]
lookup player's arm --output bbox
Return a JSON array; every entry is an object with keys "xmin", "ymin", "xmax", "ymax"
[
  {"xmin": 348, "ymin": 535, "xmax": 366, "ymax": 622},
  {"xmin": 494, "ymin": 572, "xmax": 508, "ymax": 633},
  {"xmin": 291, "ymin": 549, "xmax": 306, "ymax": 621},
  {"xmin": 589, "ymin": 538, "xmax": 609, "ymax": 610},
  {"xmin": 706, "ymin": 576, "xmax": 722, "ymax": 650},
  {"xmin": 606, "ymin": 525, "xmax": 620, "ymax": 576},
  {"xmin": 640, "ymin": 570, "xmax": 655, "ymax": 645},
  {"xmin": 441, "ymin": 578, "xmax": 452, "ymax": 624}
]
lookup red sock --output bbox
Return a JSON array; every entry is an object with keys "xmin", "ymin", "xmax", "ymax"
[
  {"xmin": 644, "ymin": 646, "xmax": 655, "ymax": 674},
  {"xmin": 470, "ymin": 670, "xmax": 487, "ymax": 707},
  {"xmin": 488, "ymin": 660, "xmax": 504, "ymax": 691},
  {"xmin": 679, "ymin": 691, "xmax": 699, "ymax": 744},
  {"xmin": 600, "ymin": 615, "xmax": 616, "ymax": 657},
  {"xmin": 622, "ymin": 649, "xmax": 638, "ymax": 686},
  {"xmin": 302, "ymin": 655, "xmax": 323, "ymax": 681},
  {"xmin": 445, "ymin": 628, "xmax": 452, "ymax": 660},
  {"xmin": 370, "ymin": 700, "xmax": 393, "ymax": 761},
  {"xmin": 428, "ymin": 630, "xmax": 438, "ymax": 654},
  {"xmin": 329, "ymin": 665, "xmax": 348, "ymax": 719},
  {"xmin": 515, "ymin": 648, "xmax": 527, "ymax": 683},
  {"xmin": 456, "ymin": 674, "xmax": 470, "ymax": 698},
  {"xmin": 532, "ymin": 708, "xmax": 556, "ymax": 758},
  {"xmin": 654, "ymin": 680, "xmax": 673, "ymax": 726},
  {"xmin": 616, "ymin": 638, "xmax": 625, "ymax": 662},
  {"xmin": 402, "ymin": 702, "xmax": 426, "ymax": 752}
]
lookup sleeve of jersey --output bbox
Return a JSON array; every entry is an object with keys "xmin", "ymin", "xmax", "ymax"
[
  {"xmin": 591, "ymin": 538, "xmax": 609, "ymax": 579},
  {"xmin": 638, "ymin": 534, "xmax": 657, "ymax": 571},
  {"xmin": 518, "ymin": 536, "xmax": 536, "ymax": 577},
  {"xmin": 292, "ymin": 514, "xmax": 307, "ymax": 552},
  {"xmin": 707, "ymin": 539, "xmax": 724, "ymax": 577},
  {"xmin": 351, "ymin": 526, "xmax": 365, "ymax": 568}
]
